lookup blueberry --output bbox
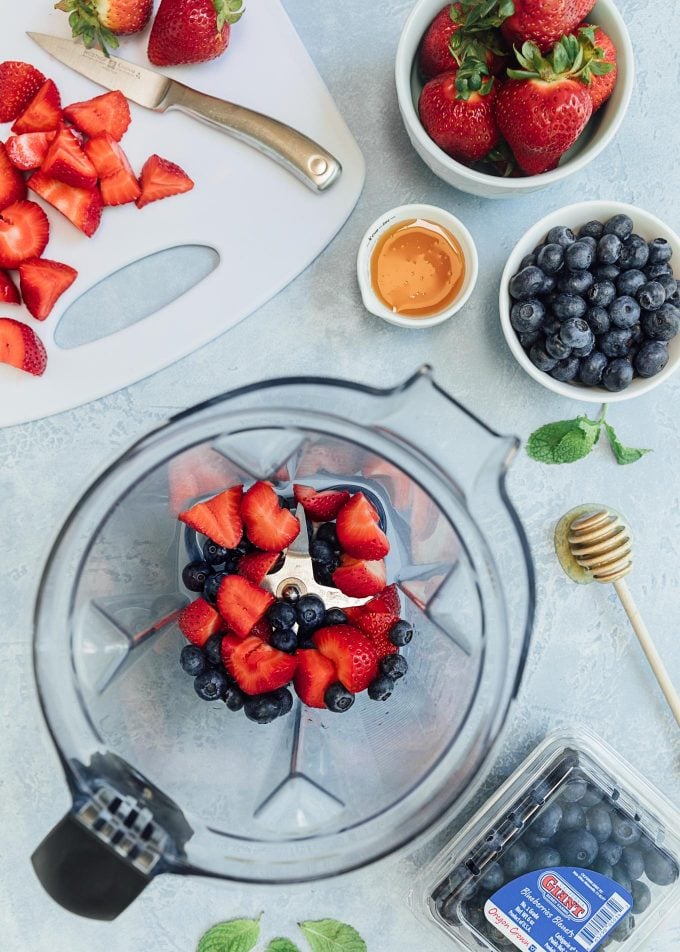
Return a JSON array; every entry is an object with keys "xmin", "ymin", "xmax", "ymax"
[
  {"xmin": 523, "ymin": 830, "xmax": 552, "ymax": 849},
  {"xmin": 194, "ymin": 668, "xmax": 228, "ymax": 701},
  {"xmin": 560, "ymin": 318, "xmax": 593, "ymax": 349},
  {"xmin": 579, "ymin": 235, "xmax": 598, "ymax": 256},
  {"xmin": 611, "ymin": 865, "xmax": 632, "ymax": 894},
  {"xmin": 611, "ymin": 815, "xmax": 641, "ymax": 847},
  {"xmin": 530, "ymin": 340, "xmax": 558, "ymax": 372},
  {"xmin": 380, "ymin": 653, "xmax": 408, "ymax": 680},
  {"xmin": 268, "ymin": 551, "xmax": 286, "ymax": 574},
  {"xmin": 267, "ymin": 599, "xmax": 297, "ymax": 631},
  {"xmin": 550, "ymin": 356, "xmax": 580, "ymax": 382},
  {"xmin": 617, "ymin": 269, "xmax": 647, "ymax": 298},
  {"xmin": 585, "ymin": 306, "xmax": 610, "ymax": 335},
  {"xmin": 520, "ymin": 329, "xmax": 542, "ymax": 349},
  {"xmin": 644, "ymin": 848, "xmax": 679, "ymax": 886},
  {"xmin": 619, "ymin": 235, "xmax": 649, "ymax": 271},
  {"xmin": 635, "ymin": 340, "xmax": 669, "ymax": 377},
  {"xmin": 620, "ymin": 846, "xmax": 645, "ymax": 880},
  {"xmin": 519, "ymin": 252, "xmax": 537, "ymax": 270},
  {"xmin": 502, "ymin": 842, "xmax": 532, "ymax": 877},
  {"xmin": 479, "ymin": 863, "xmax": 505, "ymax": 891},
  {"xmin": 273, "ymin": 686, "xmax": 293, "ymax": 715},
  {"xmin": 180, "ymin": 644, "xmax": 206, "ymax": 676},
  {"xmin": 542, "ymin": 317, "xmax": 562, "ymax": 337},
  {"xmin": 201, "ymin": 539, "xmax": 227, "ymax": 565},
  {"xmin": 579, "ymin": 351, "xmax": 608, "ymax": 386},
  {"xmin": 604, "ymin": 214, "xmax": 634, "ymax": 241},
  {"xmin": 645, "ymin": 262, "xmax": 672, "ymax": 280},
  {"xmin": 601, "ymin": 328, "xmax": 633, "ymax": 358},
  {"xmin": 559, "ymin": 269, "xmax": 594, "ymax": 296},
  {"xmin": 598, "ymin": 840, "xmax": 623, "ymax": 867},
  {"xmin": 562, "ymin": 778, "xmax": 589, "ymax": 802},
  {"xmin": 579, "ymin": 220, "xmax": 604, "ymax": 239},
  {"xmin": 324, "ymin": 607, "xmax": 348, "ymax": 625},
  {"xmin": 316, "ymin": 522, "xmax": 339, "ymax": 548},
  {"xmin": 581, "ymin": 785, "xmax": 605, "ymax": 807},
  {"xmin": 244, "ymin": 692, "xmax": 283, "ymax": 724},
  {"xmin": 510, "ymin": 266, "xmax": 545, "ymax": 300},
  {"xmin": 224, "ymin": 682, "xmax": 245, "ymax": 711},
  {"xmin": 598, "ymin": 233, "xmax": 622, "ymax": 264},
  {"xmin": 609, "ymin": 916, "xmax": 635, "ymax": 943},
  {"xmin": 532, "ymin": 846, "xmax": 561, "ymax": 868},
  {"xmin": 531, "ymin": 803, "xmax": 563, "ymax": 839},
  {"xmin": 310, "ymin": 539, "xmax": 338, "ymax": 571},
  {"xmin": 658, "ymin": 273, "xmax": 679, "ymax": 303},
  {"xmin": 647, "ymin": 237, "xmax": 673, "ymax": 265},
  {"xmin": 587, "ymin": 280, "xmax": 616, "ymax": 308},
  {"xmin": 603, "ymin": 358, "xmax": 634, "ymax": 392},
  {"xmin": 203, "ymin": 571, "xmax": 226, "ymax": 604},
  {"xmin": 368, "ymin": 674, "xmax": 394, "ymax": 701},
  {"xmin": 609, "ymin": 295, "xmax": 641, "ymax": 328},
  {"xmin": 537, "ymin": 242, "xmax": 565, "ymax": 274},
  {"xmin": 553, "ymin": 293, "xmax": 588, "ymax": 321},
  {"xmin": 530, "ymin": 778, "xmax": 555, "ymax": 805},
  {"xmin": 182, "ymin": 560, "xmax": 212, "ymax": 592},
  {"xmin": 565, "ymin": 240, "xmax": 594, "ymax": 271},
  {"xmin": 203, "ymin": 632, "xmax": 224, "ymax": 666},
  {"xmin": 642, "ymin": 302, "xmax": 680, "ymax": 340},
  {"xmin": 546, "ymin": 225, "xmax": 575, "ymax": 248},
  {"xmin": 545, "ymin": 334, "xmax": 572, "ymax": 360},
  {"xmin": 270, "ymin": 627, "xmax": 297, "ymax": 653},
  {"xmin": 540, "ymin": 273, "xmax": 557, "ymax": 294},
  {"xmin": 510, "ymin": 298, "xmax": 546, "ymax": 334},
  {"xmin": 594, "ymin": 263, "xmax": 620, "ymax": 281},
  {"xmin": 281, "ymin": 584, "xmax": 301, "ymax": 604},
  {"xmin": 296, "ymin": 594, "xmax": 326, "ymax": 628},
  {"xmin": 296, "ymin": 629, "xmax": 317, "ymax": 649},
  {"xmin": 559, "ymin": 830, "xmax": 599, "ymax": 865},
  {"xmin": 590, "ymin": 859, "xmax": 613, "ymax": 878},
  {"xmin": 631, "ymin": 880, "xmax": 651, "ymax": 914},
  {"xmin": 561, "ymin": 803, "xmax": 586, "ymax": 831},
  {"xmin": 586, "ymin": 804, "xmax": 613, "ymax": 843},
  {"xmin": 315, "ymin": 566, "xmax": 336, "ymax": 587},
  {"xmin": 389, "ymin": 620, "xmax": 413, "ymax": 646}
]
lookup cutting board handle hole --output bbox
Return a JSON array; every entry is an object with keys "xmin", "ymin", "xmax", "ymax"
[{"xmin": 54, "ymin": 245, "xmax": 220, "ymax": 349}]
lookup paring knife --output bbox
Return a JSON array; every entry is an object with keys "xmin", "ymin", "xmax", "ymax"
[{"xmin": 27, "ymin": 32, "xmax": 342, "ymax": 193}]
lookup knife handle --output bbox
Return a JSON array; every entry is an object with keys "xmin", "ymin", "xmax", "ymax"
[{"xmin": 164, "ymin": 83, "xmax": 342, "ymax": 193}]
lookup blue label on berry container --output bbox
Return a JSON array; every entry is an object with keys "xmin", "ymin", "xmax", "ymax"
[{"xmin": 485, "ymin": 867, "xmax": 632, "ymax": 951}]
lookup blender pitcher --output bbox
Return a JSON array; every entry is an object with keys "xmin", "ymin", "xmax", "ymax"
[{"xmin": 31, "ymin": 366, "xmax": 535, "ymax": 919}]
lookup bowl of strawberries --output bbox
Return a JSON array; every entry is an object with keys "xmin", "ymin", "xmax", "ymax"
[{"xmin": 395, "ymin": 0, "xmax": 634, "ymax": 197}]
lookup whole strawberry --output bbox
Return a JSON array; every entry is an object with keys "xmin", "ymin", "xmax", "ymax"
[
  {"xmin": 578, "ymin": 24, "xmax": 617, "ymax": 111},
  {"xmin": 419, "ymin": 4, "xmax": 507, "ymax": 82},
  {"xmin": 55, "ymin": 0, "xmax": 154, "ymax": 54},
  {"xmin": 148, "ymin": 0, "xmax": 244, "ymax": 67},
  {"xmin": 419, "ymin": 69, "xmax": 500, "ymax": 164},
  {"xmin": 452, "ymin": 0, "xmax": 596, "ymax": 54}
]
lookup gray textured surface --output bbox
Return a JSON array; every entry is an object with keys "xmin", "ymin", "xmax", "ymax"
[{"xmin": 2, "ymin": 0, "xmax": 680, "ymax": 948}]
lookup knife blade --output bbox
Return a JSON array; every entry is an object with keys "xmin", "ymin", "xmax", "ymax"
[{"xmin": 27, "ymin": 32, "xmax": 342, "ymax": 192}]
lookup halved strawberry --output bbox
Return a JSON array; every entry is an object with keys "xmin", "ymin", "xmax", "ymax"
[
  {"xmin": 355, "ymin": 613, "xmax": 399, "ymax": 660},
  {"xmin": 294, "ymin": 649, "xmax": 337, "ymax": 708},
  {"xmin": 241, "ymin": 481, "xmax": 300, "ymax": 552},
  {"xmin": 0, "ymin": 62, "xmax": 46, "ymax": 124},
  {"xmin": 178, "ymin": 597, "xmax": 223, "ymax": 647},
  {"xmin": 0, "ymin": 270, "xmax": 20, "ymax": 304},
  {"xmin": 100, "ymin": 166, "xmax": 141, "ymax": 206},
  {"xmin": 178, "ymin": 484, "xmax": 243, "ymax": 550},
  {"xmin": 238, "ymin": 551, "xmax": 281, "ymax": 585},
  {"xmin": 363, "ymin": 583, "xmax": 401, "ymax": 616},
  {"xmin": 313, "ymin": 625, "xmax": 379, "ymax": 693},
  {"xmin": 221, "ymin": 634, "xmax": 297, "ymax": 695},
  {"xmin": 332, "ymin": 555, "xmax": 387, "ymax": 598},
  {"xmin": 0, "ymin": 317, "xmax": 47, "ymax": 376},
  {"xmin": 11, "ymin": 80, "xmax": 62, "ymax": 134},
  {"xmin": 28, "ymin": 172, "xmax": 102, "ymax": 238},
  {"xmin": 63, "ymin": 90, "xmax": 131, "ymax": 141},
  {"xmin": 41, "ymin": 126, "xmax": 98, "ymax": 189},
  {"xmin": 5, "ymin": 132, "xmax": 56, "ymax": 171},
  {"xmin": 84, "ymin": 133, "xmax": 129, "ymax": 178},
  {"xmin": 136, "ymin": 154, "xmax": 194, "ymax": 209},
  {"xmin": 0, "ymin": 201, "xmax": 49, "ymax": 269},
  {"xmin": 336, "ymin": 493, "xmax": 390, "ymax": 560},
  {"xmin": 216, "ymin": 574, "xmax": 275, "ymax": 639},
  {"xmin": 341, "ymin": 605, "xmax": 365, "ymax": 624},
  {"xmin": 19, "ymin": 257, "xmax": 78, "ymax": 321},
  {"xmin": 293, "ymin": 484, "xmax": 350, "ymax": 521},
  {"xmin": 0, "ymin": 142, "xmax": 27, "ymax": 210}
]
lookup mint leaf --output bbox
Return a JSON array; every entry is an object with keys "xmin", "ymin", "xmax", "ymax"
[
  {"xmin": 552, "ymin": 427, "xmax": 595, "ymax": 464},
  {"xmin": 526, "ymin": 416, "xmax": 599, "ymax": 464},
  {"xmin": 267, "ymin": 940, "xmax": 301, "ymax": 952},
  {"xmin": 197, "ymin": 918, "xmax": 260, "ymax": 952},
  {"xmin": 298, "ymin": 920, "xmax": 367, "ymax": 952},
  {"xmin": 603, "ymin": 422, "xmax": 651, "ymax": 465}
]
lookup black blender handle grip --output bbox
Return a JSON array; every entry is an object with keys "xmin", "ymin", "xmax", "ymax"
[{"xmin": 31, "ymin": 814, "xmax": 150, "ymax": 920}]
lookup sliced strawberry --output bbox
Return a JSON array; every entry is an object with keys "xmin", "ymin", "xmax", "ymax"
[
  {"xmin": 84, "ymin": 133, "xmax": 129, "ymax": 178},
  {"xmin": 0, "ymin": 270, "xmax": 19, "ymax": 304},
  {"xmin": 41, "ymin": 126, "xmax": 98, "ymax": 190},
  {"xmin": 294, "ymin": 649, "xmax": 337, "ymax": 708},
  {"xmin": 0, "ymin": 142, "xmax": 27, "ymax": 210},
  {"xmin": 216, "ymin": 574, "xmax": 275, "ymax": 639},
  {"xmin": 355, "ymin": 613, "xmax": 399, "ymax": 660},
  {"xmin": 238, "ymin": 551, "xmax": 280, "ymax": 585},
  {"xmin": 178, "ymin": 485, "xmax": 243, "ymax": 550},
  {"xmin": 19, "ymin": 257, "xmax": 78, "ymax": 321},
  {"xmin": 363, "ymin": 584, "xmax": 401, "ymax": 616},
  {"xmin": 136, "ymin": 154, "xmax": 194, "ymax": 209},
  {"xmin": 100, "ymin": 166, "xmax": 141, "ymax": 206},
  {"xmin": 0, "ymin": 201, "xmax": 49, "ymax": 269},
  {"xmin": 63, "ymin": 90, "xmax": 131, "ymax": 141},
  {"xmin": 5, "ymin": 132, "xmax": 56, "ymax": 171},
  {"xmin": 241, "ymin": 481, "xmax": 300, "ymax": 552},
  {"xmin": 336, "ymin": 493, "xmax": 390, "ymax": 560},
  {"xmin": 333, "ymin": 555, "xmax": 387, "ymax": 598},
  {"xmin": 341, "ymin": 605, "xmax": 365, "ymax": 624},
  {"xmin": 11, "ymin": 80, "xmax": 62, "ymax": 134},
  {"xmin": 221, "ymin": 634, "xmax": 297, "ymax": 696},
  {"xmin": 28, "ymin": 171, "xmax": 102, "ymax": 238},
  {"xmin": 0, "ymin": 317, "xmax": 47, "ymax": 376},
  {"xmin": 313, "ymin": 625, "xmax": 379, "ymax": 693},
  {"xmin": 293, "ymin": 484, "xmax": 350, "ymax": 521},
  {"xmin": 178, "ymin": 597, "xmax": 223, "ymax": 647},
  {"xmin": 0, "ymin": 62, "xmax": 46, "ymax": 124}
]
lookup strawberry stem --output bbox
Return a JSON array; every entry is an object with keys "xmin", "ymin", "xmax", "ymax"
[
  {"xmin": 213, "ymin": 0, "xmax": 245, "ymax": 32},
  {"xmin": 451, "ymin": 0, "xmax": 516, "ymax": 33},
  {"xmin": 54, "ymin": 0, "xmax": 119, "ymax": 56},
  {"xmin": 506, "ymin": 34, "xmax": 613, "ymax": 84}
]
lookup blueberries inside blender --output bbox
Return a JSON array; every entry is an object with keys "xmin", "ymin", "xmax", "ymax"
[{"xmin": 180, "ymin": 644, "xmax": 206, "ymax": 677}]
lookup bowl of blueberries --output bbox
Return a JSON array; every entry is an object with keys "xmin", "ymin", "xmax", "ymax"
[{"xmin": 499, "ymin": 202, "xmax": 680, "ymax": 402}]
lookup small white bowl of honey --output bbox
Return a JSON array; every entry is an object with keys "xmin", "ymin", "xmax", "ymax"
[{"xmin": 357, "ymin": 203, "xmax": 478, "ymax": 328}]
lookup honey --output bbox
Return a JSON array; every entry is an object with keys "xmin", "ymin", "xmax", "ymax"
[{"xmin": 370, "ymin": 217, "xmax": 466, "ymax": 318}]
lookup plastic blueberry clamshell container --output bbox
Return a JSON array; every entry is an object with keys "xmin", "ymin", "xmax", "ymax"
[{"xmin": 411, "ymin": 729, "xmax": 680, "ymax": 952}]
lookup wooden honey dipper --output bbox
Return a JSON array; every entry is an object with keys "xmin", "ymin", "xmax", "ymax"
[{"xmin": 556, "ymin": 507, "xmax": 680, "ymax": 727}]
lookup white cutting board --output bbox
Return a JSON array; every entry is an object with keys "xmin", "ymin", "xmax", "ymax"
[{"xmin": 0, "ymin": 1, "xmax": 365, "ymax": 427}]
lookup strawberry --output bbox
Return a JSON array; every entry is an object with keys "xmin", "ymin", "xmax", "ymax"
[
  {"xmin": 0, "ymin": 271, "xmax": 20, "ymax": 305},
  {"xmin": 341, "ymin": 605, "xmax": 364, "ymax": 624},
  {"xmin": 5, "ymin": 132, "xmax": 56, "ymax": 171},
  {"xmin": 313, "ymin": 625, "xmax": 379, "ymax": 693},
  {"xmin": 336, "ymin": 493, "xmax": 390, "ymax": 560},
  {"xmin": 293, "ymin": 484, "xmax": 350, "ymax": 522},
  {"xmin": 333, "ymin": 555, "xmax": 387, "ymax": 598},
  {"xmin": 11, "ymin": 80, "xmax": 62, "ymax": 135},
  {"xmin": 241, "ymin": 481, "xmax": 300, "ymax": 552},
  {"xmin": 419, "ymin": 71, "xmax": 500, "ymax": 164},
  {"xmin": 19, "ymin": 258, "xmax": 78, "ymax": 321},
  {"xmin": 178, "ymin": 597, "xmax": 223, "ymax": 647},
  {"xmin": 0, "ymin": 62, "xmax": 47, "ymax": 124},
  {"xmin": 136, "ymin": 154, "xmax": 195, "ymax": 209},
  {"xmin": 578, "ymin": 24, "xmax": 617, "ymax": 112},
  {"xmin": 56, "ymin": 0, "xmax": 154, "ymax": 54},
  {"xmin": 0, "ymin": 143, "xmax": 27, "ymax": 211},
  {"xmin": 363, "ymin": 583, "xmax": 401, "ymax": 615},
  {"xmin": 419, "ymin": 4, "xmax": 506, "ymax": 82},
  {"xmin": 238, "ymin": 551, "xmax": 281, "ymax": 585},
  {"xmin": 0, "ymin": 201, "xmax": 49, "ymax": 269},
  {"xmin": 216, "ymin": 574, "xmax": 275, "ymax": 639},
  {"xmin": 501, "ymin": 0, "xmax": 596, "ymax": 53},
  {"xmin": 63, "ymin": 91, "xmax": 131, "ymax": 141},
  {"xmin": 28, "ymin": 172, "xmax": 102, "ymax": 238},
  {"xmin": 0, "ymin": 317, "xmax": 47, "ymax": 376},
  {"xmin": 84, "ymin": 133, "xmax": 132, "ymax": 178},
  {"xmin": 293, "ymin": 649, "xmax": 337, "ymax": 708},
  {"xmin": 355, "ymin": 613, "xmax": 399, "ymax": 660},
  {"xmin": 148, "ymin": 0, "xmax": 245, "ymax": 67},
  {"xmin": 100, "ymin": 167, "xmax": 142, "ymax": 206},
  {"xmin": 178, "ymin": 485, "xmax": 243, "ymax": 550},
  {"xmin": 221, "ymin": 634, "xmax": 297, "ymax": 695},
  {"xmin": 41, "ymin": 126, "xmax": 98, "ymax": 190}
]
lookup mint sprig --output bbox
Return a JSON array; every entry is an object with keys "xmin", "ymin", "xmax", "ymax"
[
  {"xmin": 526, "ymin": 406, "xmax": 650, "ymax": 466},
  {"xmin": 197, "ymin": 917, "xmax": 261, "ymax": 952},
  {"xmin": 196, "ymin": 918, "xmax": 365, "ymax": 952}
]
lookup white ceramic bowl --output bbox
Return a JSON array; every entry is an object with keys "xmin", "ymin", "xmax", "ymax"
[
  {"xmin": 395, "ymin": 0, "xmax": 634, "ymax": 198},
  {"xmin": 499, "ymin": 201, "xmax": 680, "ymax": 403},
  {"xmin": 357, "ymin": 203, "xmax": 479, "ymax": 328}
]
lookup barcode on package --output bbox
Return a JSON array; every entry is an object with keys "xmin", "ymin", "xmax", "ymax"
[{"xmin": 574, "ymin": 893, "xmax": 630, "ymax": 950}]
